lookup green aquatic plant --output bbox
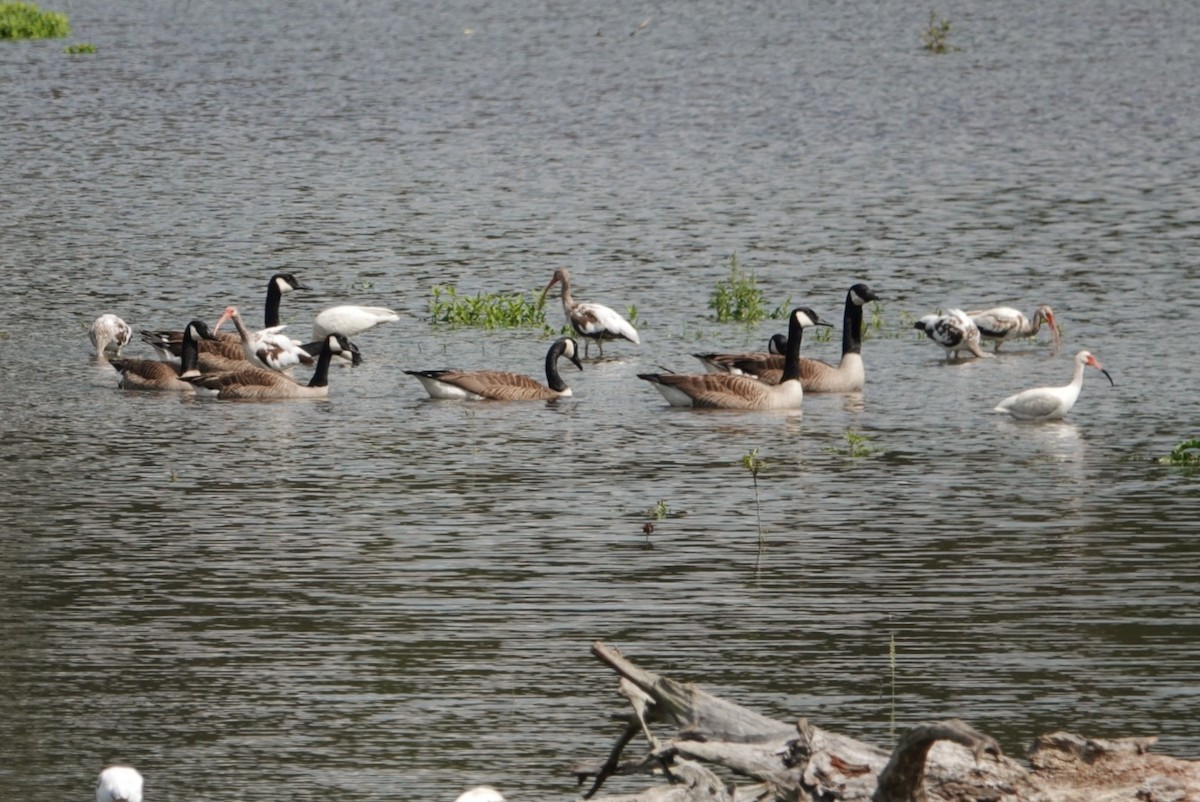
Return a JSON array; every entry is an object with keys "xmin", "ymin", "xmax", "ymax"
[
  {"xmin": 0, "ymin": 1, "xmax": 69, "ymax": 39},
  {"xmin": 429, "ymin": 284, "xmax": 550, "ymax": 329},
  {"xmin": 921, "ymin": 10, "xmax": 959, "ymax": 54},
  {"xmin": 1159, "ymin": 439, "xmax": 1200, "ymax": 466},
  {"xmin": 862, "ymin": 301, "xmax": 886, "ymax": 341},
  {"xmin": 625, "ymin": 303, "xmax": 641, "ymax": 328},
  {"xmin": 709, "ymin": 254, "xmax": 789, "ymax": 323},
  {"xmin": 648, "ymin": 499, "xmax": 671, "ymax": 520},
  {"xmin": 740, "ymin": 448, "xmax": 768, "ymax": 569},
  {"xmin": 826, "ymin": 430, "xmax": 877, "ymax": 458},
  {"xmin": 63, "ymin": 41, "xmax": 93, "ymax": 53}
]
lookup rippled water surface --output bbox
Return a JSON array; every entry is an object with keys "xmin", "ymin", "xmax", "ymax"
[{"xmin": 2, "ymin": 0, "xmax": 1199, "ymax": 799}]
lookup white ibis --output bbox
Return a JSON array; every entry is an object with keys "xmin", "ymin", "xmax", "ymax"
[
  {"xmin": 968, "ymin": 304, "xmax": 1060, "ymax": 352},
  {"xmin": 540, "ymin": 267, "xmax": 639, "ymax": 357},
  {"xmin": 183, "ymin": 334, "xmax": 358, "ymax": 399},
  {"xmin": 406, "ymin": 337, "xmax": 583, "ymax": 401},
  {"xmin": 88, "ymin": 314, "xmax": 133, "ymax": 360},
  {"xmin": 212, "ymin": 306, "xmax": 315, "ymax": 372},
  {"xmin": 914, "ymin": 309, "xmax": 991, "ymax": 359},
  {"xmin": 638, "ymin": 307, "xmax": 830, "ymax": 409},
  {"xmin": 95, "ymin": 765, "xmax": 143, "ymax": 802},
  {"xmin": 993, "ymin": 349, "xmax": 1113, "ymax": 420}
]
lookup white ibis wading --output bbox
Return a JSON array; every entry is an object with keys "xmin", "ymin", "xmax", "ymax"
[
  {"xmin": 968, "ymin": 304, "xmax": 1060, "ymax": 352},
  {"xmin": 540, "ymin": 267, "xmax": 639, "ymax": 357},
  {"xmin": 993, "ymin": 349, "xmax": 1113, "ymax": 420},
  {"xmin": 914, "ymin": 308, "xmax": 991, "ymax": 359}
]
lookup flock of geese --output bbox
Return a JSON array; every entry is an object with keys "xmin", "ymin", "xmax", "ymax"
[
  {"xmin": 89, "ymin": 269, "xmax": 1112, "ymax": 420},
  {"xmin": 87, "ymin": 276, "xmax": 1114, "ymax": 799}
]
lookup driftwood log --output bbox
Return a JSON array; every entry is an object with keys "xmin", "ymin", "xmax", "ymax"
[{"xmin": 574, "ymin": 642, "xmax": 1199, "ymax": 802}]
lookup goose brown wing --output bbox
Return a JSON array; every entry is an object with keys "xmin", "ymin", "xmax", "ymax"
[{"xmin": 439, "ymin": 370, "xmax": 557, "ymax": 400}]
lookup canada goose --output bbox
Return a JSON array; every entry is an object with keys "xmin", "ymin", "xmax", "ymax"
[
  {"xmin": 967, "ymin": 304, "xmax": 1060, "ymax": 352},
  {"xmin": 693, "ymin": 333, "xmax": 788, "ymax": 374},
  {"xmin": 109, "ymin": 321, "xmax": 218, "ymax": 392},
  {"xmin": 96, "ymin": 765, "xmax": 142, "ymax": 802},
  {"xmin": 540, "ymin": 267, "xmax": 639, "ymax": 357},
  {"xmin": 702, "ymin": 283, "xmax": 881, "ymax": 392},
  {"xmin": 914, "ymin": 309, "xmax": 992, "ymax": 359},
  {"xmin": 212, "ymin": 306, "xmax": 315, "ymax": 371},
  {"xmin": 993, "ymin": 350, "xmax": 1113, "ymax": 420},
  {"xmin": 454, "ymin": 787, "xmax": 505, "ymax": 802},
  {"xmin": 141, "ymin": 272, "xmax": 309, "ymax": 359},
  {"xmin": 183, "ymin": 333, "xmax": 358, "ymax": 399},
  {"xmin": 312, "ymin": 305, "xmax": 399, "ymax": 340},
  {"xmin": 406, "ymin": 337, "xmax": 583, "ymax": 401},
  {"xmin": 638, "ymin": 307, "xmax": 830, "ymax": 409},
  {"xmin": 88, "ymin": 314, "xmax": 133, "ymax": 360}
]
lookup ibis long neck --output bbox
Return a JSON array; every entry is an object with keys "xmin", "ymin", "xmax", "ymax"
[
  {"xmin": 558, "ymin": 278, "xmax": 574, "ymax": 310},
  {"xmin": 842, "ymin": 294, "xmax": 865, "ymax": 356},
  {"xmin": 308, "ymin": 342, "xmax": 337, "ymax": 388},
  {"xmin": 781, "ymin": 315, "xmax": 806, "ymax": 383},
  {"xmin": 265, "ymin": 281, "xmax": 283, "ymax": 327},
  {"xmin": 545, "ymin": 343, "xmax": 567, "ymax": 392},
  {"xmin": 1070, "ymin": 356, "xmax": 1087, "ymax": 390},
  {"xmin": 231, "ymin": 311, "xmax": 253, "ymax": 344}
]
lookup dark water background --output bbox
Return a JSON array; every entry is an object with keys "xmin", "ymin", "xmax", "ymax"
[{"xmin": 2, "ymin": 0, "xmax": 1198, "ymax": 799}]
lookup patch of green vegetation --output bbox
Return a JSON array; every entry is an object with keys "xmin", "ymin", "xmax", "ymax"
[
  {"xmin": 708, "ymin": 254, "xmax": 790, "ymax": 323},
  {"xmin": 0, "ymin": 2, "xmax": 70, "ymax": 40},
  {"xmin": 648, "ymin": 499, "xmax": 671, "ymax": 520},
  {"xmin": 827, "ymin": 430, "xmax": 877, "ymax": 458},
  {"xmin": 63, "ymin": 41, "xmax": 94, "ymax": 53},
  {"xmin": 1159, "ymin": 439, "xmax": 1200, "ymax": 466},
  {"xmin": 920, "ymin": 10, "xmax": 959, "ymax": 54},
  {"xmin": 863, "ymin": 301, "xmax": 886, "ymax": 340},
  {"xmin": 625, "ymin": 303, "xmax": 641, "ymax": 328},
  {"xmin": 429, "ymin": 284, "xmax": 549, "ymax": 329}
]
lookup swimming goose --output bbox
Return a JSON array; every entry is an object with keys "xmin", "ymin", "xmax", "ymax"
[
  {"xmin": 967, "ymin": 304, "xmax": 1060, "ymax": 352},
  {"xmin": 993, "ymin": 349, "xmax": 1113, "ymax": 420},
  {"xmin": 88, "ymin": 314, "xmax": 133, "ymax": 360},
  {"xmin": 454, "ymin": 787, "xmax": 505, "ymax": 802},
  {"xmin": 638, "ymin": 307, "xmax": 830, "ymax": 409},
  {"xmin": 213, "ymin": 306, "xmax": 315, "ymax": 372},
  {"xmin": 693, "ymin": 333, "xmax": 788, "ymax": 375},
  {"xmin": 109, "ymin": 321, "xmax": 218, "ymax": 391},
  {"xmin": 183, "ymin": 334, "xmax": 359, "ymax": 399},
  {"xmin": 96, "ymin": 765, "xmax": 143, "ymax": 802},
  {"xmin": 704, "ymin": 283, "xmax": 881, "ymax": 392},
  {"xmin": 142, "ymin": 272, "xmax": 310, "ymax": 358},
  {"xmin": 914, "ymin": 309, "xmax": 992, "ymax": 359},
  {"xmin": 540, "ymin": 267, "xmax": 639, "ymax": 357},
  {"xmin": 312, "ymin": 305, "xmax": 399, "ymax": 340},
  {"xmin": 406, "ymin": 337, "xmax": 583, "ymax": 400}
]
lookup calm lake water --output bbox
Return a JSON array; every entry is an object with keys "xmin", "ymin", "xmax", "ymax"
[{"xmin": 2, "ymin": 0, "xmax": 1198, "ymax": 799}]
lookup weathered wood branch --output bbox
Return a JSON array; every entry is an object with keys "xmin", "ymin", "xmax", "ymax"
[{"xmin": 582, "ymin": 641, "xmax": 1200, "ymax": 802}]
